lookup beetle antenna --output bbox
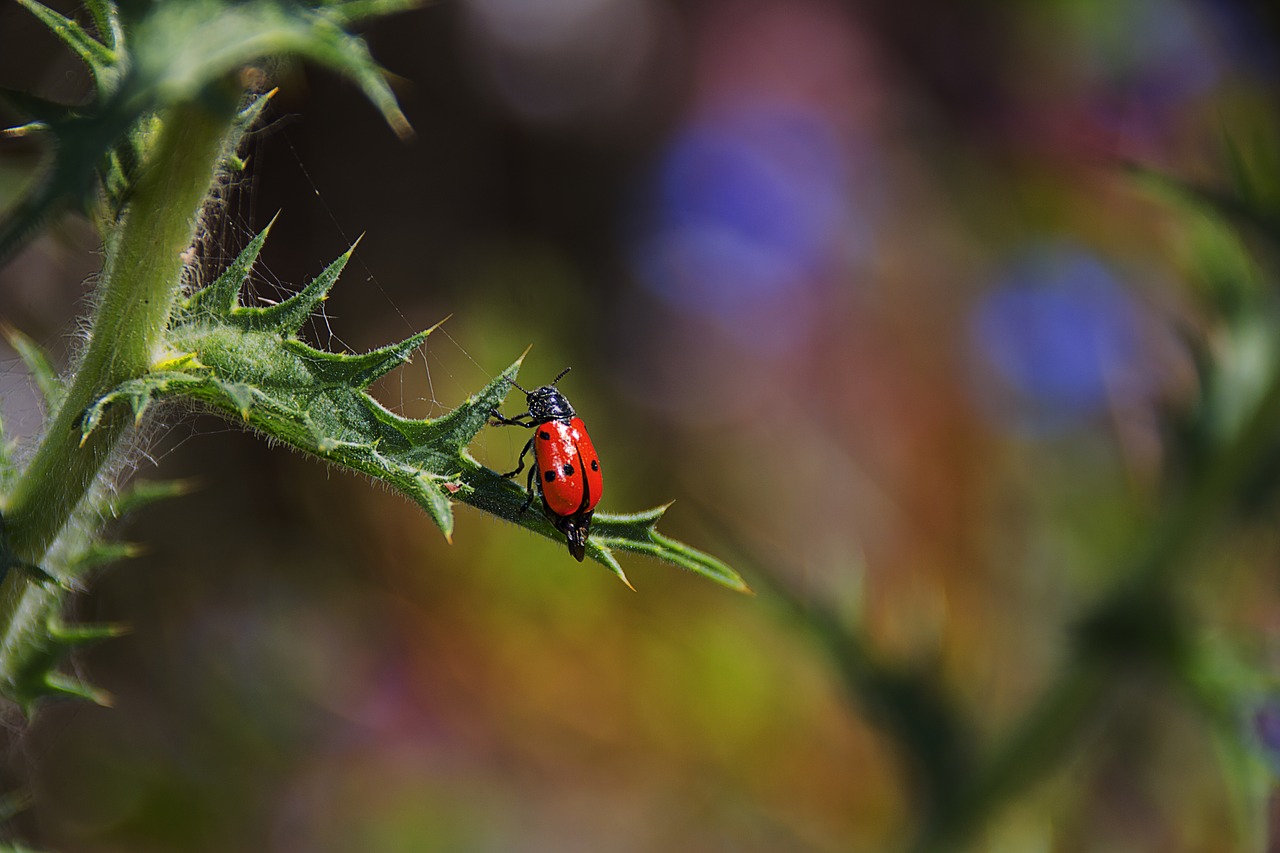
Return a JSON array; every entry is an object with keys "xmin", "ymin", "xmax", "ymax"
[
  {"xmin": 507, "ymin": 377, "xmax": 531, "ymax": 394},
  {"xmin": 551, "ymin": 367, "xmax": 572, "ymax": 386}
]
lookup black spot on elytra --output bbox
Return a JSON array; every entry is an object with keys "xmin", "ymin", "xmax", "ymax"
[
  {"xmin": 562, "ymin": 463, "xmax": 574, "ymax": 476},
  {"xmin": 544, "ymin": 470, "xmax": 556, "ymax": 482},
  {"xmin": 590, "ymin": 459, "xmax": 599, "ymax": 471},
  {"xmin": 539, "ymin": 430, "xmax": 551, "ymax": 440}
]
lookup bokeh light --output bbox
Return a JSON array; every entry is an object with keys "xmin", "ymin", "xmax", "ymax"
[
  {"xmin": 3, "ymin": 0, "xmax": 1280, "ymax": 849},
  {"xmin": 632, "ymin": 100, "xmax": 863, "ymax": 353},
  {"xmin": 462, "ymin": 0, "xmax": 664, "ymax": 123},
  {"xmin": 968, "ymin": 243, "xmax": 1158, "ymax": 433}
]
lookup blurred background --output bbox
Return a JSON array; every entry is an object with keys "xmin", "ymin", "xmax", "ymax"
[{"xmin": 2, "ymin": 0, "xmax": 1280, "ymax": 849}]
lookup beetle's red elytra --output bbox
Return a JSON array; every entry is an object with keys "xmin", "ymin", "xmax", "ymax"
[{"xmin": 490, "ymin": 368, "xmax": 602, "ymax": 561}]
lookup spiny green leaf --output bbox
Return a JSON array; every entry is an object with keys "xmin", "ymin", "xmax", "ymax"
[
  {"xmin": 15, "ymin": 0, "xmax": 118, "ymax": 86},
  {"xmin": 592, "ymin": 508, "xmax": 750, "ymax": 593},
  {"xmin": 109, "ymin": 478, "xmax": 197, "ymax": 518},
  {"xmin": 405, "ymin": 469, "xmax": 457, "ymax": 541},
  {"xmin": 3, "ymin": 610, "xmax": 117, "ymax": 714},
  {"xmin": 84, "ymin": 0, "xmax": 124, "ymax": 52},
  {"xmin": 226, "ymin": 242, "xmax": 355, "ymax": 334},
  {"xmin": 2, "ymin": 327, "xmax": 65, "ymax": 413},
  {"xmin": 64, "ymin": 540, "xmax": 142, "ymax": 575},
  {"xmin": 48, "ymin": 617, "xmax": 127, "ymax": 646},
  {"xmin": 80, "ymin": 372, "xmax": 206, "ymax": 441},
  {"xmin": 402, "ymin": 358, "xmax": 522, "ymax": 450},
  {"xmin": 218, "ymin": 380, "xmax": 259, "ymax": 418},
  {"xmin": 0, "ymin": 1, "xmax": 129, "ymax": 260},
  {"xmin": 120, "ymin": 234, "xmax": 745, "ymax": 590},
  {"xmin": 130, "ymin": 1, "xmax": 411, "ymax": 138},
  {"xmin": 287, "ymin": 12, "xmax": 412, "ymax": 139},
  {"xmin": 2, "ymin": 0, "xmax": 414, "ymax": 266},
  {"xmin": 0, "ymin": 101, "xmax": 138, "ymax": 266},
  {"xmin": 319, "ymin": 0, "xmax": 425, "ymax": 26},
  {"xmin": 33, "ymin": 671, "xmax": 111, "ymax": 708},
  {"xmin": 185, "ymin": 214, "xmax": 278, "ymax": 316},
  {"xmin": 286, "ymin": 329, "xmax": 429, "ymax": 389},
  {"xmin": 230, "ymin": 88, "xmax": 276, "ymax": 149}
]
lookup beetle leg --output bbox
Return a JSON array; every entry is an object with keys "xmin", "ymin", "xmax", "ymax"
[
  {"xmin": 501, "ymin": 435, "xmax": 534, "ymax": 479},
  {"xmin": 490, "ymin": 410, "xmax": 533, "ymax": 428},
  {"xmin": 519, "ymin": 464, "xmax": 537, "ymax": 514}
]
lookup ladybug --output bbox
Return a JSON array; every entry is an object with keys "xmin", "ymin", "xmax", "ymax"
[{"xmin": 490, "ymin": 368, "xmax": 603, "ymax": 561}]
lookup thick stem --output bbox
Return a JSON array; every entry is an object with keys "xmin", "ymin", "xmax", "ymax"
[{"xmin": 0, "ymin": 89, "xmax": 241, "ymax": 668}]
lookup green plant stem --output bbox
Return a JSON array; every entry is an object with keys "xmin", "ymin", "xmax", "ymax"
[
  {"xmin": 912, "ymin": 358, "xmax": 1280, "ymax": 851},
  {"xmin": 0, "ymin": 88, "xmax": 241, "ymax": 644}
]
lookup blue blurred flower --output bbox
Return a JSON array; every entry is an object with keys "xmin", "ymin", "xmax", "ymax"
[
  {"xmin": 969, "ymin": 245, "xmax": 1151, "ymax": 432},
  {"xmin": 1251, "ymin": 698, "xmax": 1280, "ymax": 776},
  {"xmin": 631, "ymin": 101, "xmax": 866, "ymax": 350}
]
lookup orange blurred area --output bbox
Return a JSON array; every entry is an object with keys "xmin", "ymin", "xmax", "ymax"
[{"xmin": 3, "ymin": 0, "xmax": 1280, "ymax": 849}]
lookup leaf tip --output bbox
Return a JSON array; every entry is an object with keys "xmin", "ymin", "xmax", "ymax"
[
  {"xmin": 39, "ymin": 672, "xmax": 113, "ymax": 708},
  {"xmin": 425, "ymin": 314, "xmax": 453, "ymax": 336},
  {"xmin": 387, "ymin": 110, "xmax": 414, "ymax": 141}
]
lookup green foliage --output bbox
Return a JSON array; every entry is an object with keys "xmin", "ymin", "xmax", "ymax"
[
  {"xmin": 822, "ymin": 133, "xmax": 1280, "ymax": 851},
  {"xmin": 0, "ymin": 0, "xmax": 414, "ymax": 265},
  {"xmin": 0, "ymin": 0, "xmax": 745, "ymax": 719},
  {"xmin": 80, "ymin": 222, "xmax": 750, "ymax": 591}
]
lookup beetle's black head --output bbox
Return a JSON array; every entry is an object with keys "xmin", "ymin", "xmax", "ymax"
[
  {"xmin": 514, "ymin": 367, "xmax": 575, "ymax": 423},
  {"xmin": 526, "ymin": 384, "xmax": 575, "ymax": 423}
]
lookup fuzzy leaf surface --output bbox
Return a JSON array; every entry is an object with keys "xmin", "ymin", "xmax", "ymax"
[{"xmin": 83, "ymin": 228, "xmax": 749, "ymax": 590}]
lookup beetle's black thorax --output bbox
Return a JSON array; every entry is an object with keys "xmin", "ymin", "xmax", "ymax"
[{"xmin": 526, "ymin": 386, "xmax": 575, "ymax": 423}]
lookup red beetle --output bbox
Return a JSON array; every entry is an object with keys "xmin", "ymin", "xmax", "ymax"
[{"xmin": 490, "ymin": 368, "xmax": 603, "ymax": 560}]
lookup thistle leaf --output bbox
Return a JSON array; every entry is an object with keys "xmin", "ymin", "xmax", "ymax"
[
  {"xmin": 285, "ymin": 329, "xmax": 429, "ymax": 389},
  {"xmin": 15, "ymin": 0, "xmax": 118, "ymax": 85},
  {"xmin": 590, "ymin": 507, "xmax": 750, "ymax": 593},
  {"xmin": 185, "ymin": 215, "xmax": 278, "ymax": 316},
  {"xmin": 109, "ymin": 478, "xmax": 198, "ymax": 518},
  {"xmin": 1, "ymin": 0, "xmax": 413, "ymax": 266},
  {"xmin": 2, "ymin": 327, "xmax": 65, "ymax": 414},
  {"xmin": 63, "ymin": 540, "xmax": 142, "ymax": 574},
  {"xmin": 320, "ymin": 0, "xmax": 425, "ymax": 26},
  {"xmin": 49, "ymin": 617, "xmax": 127, "ymax": 647},
  {"xmin": 129, "ymin": 1, "xmax": 411, "ymax": 138},
  {"xmin": 3, "ymin": 612, "xmax": 120, "ymax": 713},
  {"xmin": 136, "ymin": 231, "xmax": 749, "ymax": 590},
  {"xmin": 81, "ymin": 372, "xmax": 206, "ymax": 441},
  {"xmin": 226, "ymin": 243, "xmax": 354, "ymax": 334},
  {"xmin": 32, "ymin": 671, "xmax": 112, "ymax": 708},
  {"xmin": 84, "ymin": 0, "xmax": 124, "ymax": 52}
]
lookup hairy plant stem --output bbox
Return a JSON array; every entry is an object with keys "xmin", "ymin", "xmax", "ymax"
[{"xmin": 0, "ymin": 86, "xmax": 241, "ymax": 662}]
